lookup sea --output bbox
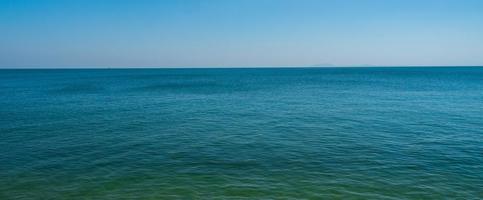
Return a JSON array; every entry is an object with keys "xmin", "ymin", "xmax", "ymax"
[{"xmin": 0, "ymin": 67, "xmax": 482, "ymax": 199}]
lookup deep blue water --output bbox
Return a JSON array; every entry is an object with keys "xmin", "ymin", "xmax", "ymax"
[{"xmin": 1, "ymin": 67, "xmax": 482, "ymax": 199}]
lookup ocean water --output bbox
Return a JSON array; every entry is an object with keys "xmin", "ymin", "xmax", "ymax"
[{"xmin": 0, "ymin": 67, "xmax": 482, "ymax": 199}]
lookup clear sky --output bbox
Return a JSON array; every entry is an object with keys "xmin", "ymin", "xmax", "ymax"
[{"xmin": 1, "ymin": 0, "xmax": 483, "ymax": 68}]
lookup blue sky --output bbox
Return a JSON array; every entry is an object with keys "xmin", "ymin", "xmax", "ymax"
[{"xmin": 1, "ymin": 0, "xmax": 482, "ymax": 67}]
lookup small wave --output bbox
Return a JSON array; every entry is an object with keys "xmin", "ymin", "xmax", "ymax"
[{"xmin": 50, "ymin": 84, "xmax": 104, "ymax": 94}]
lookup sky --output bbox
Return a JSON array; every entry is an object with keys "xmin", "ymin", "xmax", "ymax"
[{"xmin": 1, "ymin": 0, "xmax": 483, "ymax": 68}]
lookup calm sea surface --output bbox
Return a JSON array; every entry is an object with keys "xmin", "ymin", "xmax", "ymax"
[{"xmin": 1, "ymin": 67, "xmax": 482, "ymax": 199}]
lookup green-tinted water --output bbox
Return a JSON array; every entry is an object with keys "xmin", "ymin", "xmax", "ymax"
[{"xmin": 1, "ymin": 67, "xmax": 482, "ymax": 199}]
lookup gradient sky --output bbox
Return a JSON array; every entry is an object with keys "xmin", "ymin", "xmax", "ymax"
[{"xmin": 1, "ymin": 0, "xmax": 483, "ymax": 68}]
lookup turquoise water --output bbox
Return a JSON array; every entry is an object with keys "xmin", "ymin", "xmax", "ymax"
[{"xmin": 1, "ymin": 67, "xmax": 482, "ymax": 199}]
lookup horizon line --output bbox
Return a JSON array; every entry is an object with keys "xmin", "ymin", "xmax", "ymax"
[{"xmin": 1, "ymin": 65, "xmax": 483, "ymax": 69}]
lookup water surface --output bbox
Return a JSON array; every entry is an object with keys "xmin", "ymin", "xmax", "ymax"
[{"xmin": 1, "ymin": 67, "xmax": 482, "ymax": 199}]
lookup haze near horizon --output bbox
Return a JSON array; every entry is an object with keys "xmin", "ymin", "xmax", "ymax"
[{"xmin": 1, "ymin": 0, "xmax": 483, "ymax": 68}]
